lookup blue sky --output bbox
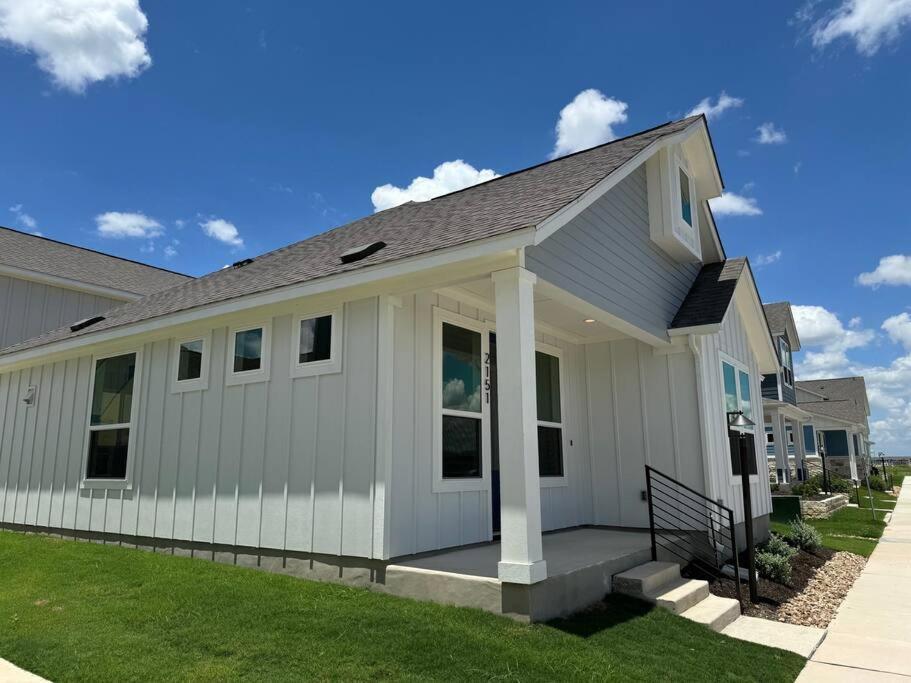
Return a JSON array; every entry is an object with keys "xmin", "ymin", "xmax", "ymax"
[{"xmin": 1, "ymin": 1, "xmax": 911, "ymax": 452}]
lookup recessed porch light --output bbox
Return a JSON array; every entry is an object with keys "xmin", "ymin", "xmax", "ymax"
[{"xmin": 583, "ymin": 318, "xmax": 595, "ymax": 324}]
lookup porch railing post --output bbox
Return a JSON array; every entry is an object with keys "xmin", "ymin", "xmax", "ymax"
[
  {"xmin": 645, "ymin": 466, "xmax": 657, "ymax": 562},
  {"xmin": 727, "ymin": 507, "xmax": 743, "ymax": 611}
]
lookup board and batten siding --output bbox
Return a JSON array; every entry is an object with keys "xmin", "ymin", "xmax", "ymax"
[
  {"xmin": 387, "ymin": 291, "xmax": 594, "ymax": 558},
  {"xmin": 0, "ymin": 274, "xmax": 124, "ymax": 350},
  {"xmin": 0, "ymin": 298, "xmax": 382, "ymax": 558},
  {"xmin": 524, "ymin": 165, "xmax": 700, "ymax": 341},
  {"xmin": 586, "ymin": 338, "xmax": 704, "ymax": 528},
  {"xmin": 697, "ymin": 304, "xmax": 772, "ymax": 524}
]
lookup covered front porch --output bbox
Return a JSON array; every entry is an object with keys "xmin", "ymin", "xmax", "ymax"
[{"xmin": 382, "ymin": 527, "xmax": 653, "ymax": 622}]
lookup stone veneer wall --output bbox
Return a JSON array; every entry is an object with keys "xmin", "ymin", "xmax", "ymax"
[{"xmin": 800, "ymin": 494, "xmax": 848, "ymax": 519}]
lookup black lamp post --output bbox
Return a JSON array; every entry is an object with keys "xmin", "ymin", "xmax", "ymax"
[{"xmin": 728, "ymin": 410, "xmax": 758, "ymax": 603}]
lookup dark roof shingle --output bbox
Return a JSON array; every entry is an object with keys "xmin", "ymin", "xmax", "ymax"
[
  {"xmin": 797, "ymin": 377, "xmax": 870, "ymax": 425},
  {"xmin": 670, "ymin": 258, "xmax": 746, "ymax": 329},
  {"xmin": 762, "ymin": 302, "xmax": 792, "ymax": 336},
  {"xmin": 0, "ymin": 227, "xmax": 190, "ymax": 296},
  {"xmin": 1, "ymin": 116, "xmax": 702, "ymax": 358}
]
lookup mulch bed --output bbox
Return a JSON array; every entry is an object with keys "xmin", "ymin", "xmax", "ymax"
[{"xmin": 684, "ymin": 547, "xmax": 835, "ymax": 621}]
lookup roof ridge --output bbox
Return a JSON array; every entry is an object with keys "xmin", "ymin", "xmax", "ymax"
[
  {"xmin": 432, "ymin": 115, "xmax": 704, "ymax": 201},
  {"xmin": 0, "ymin": 225, "xmax": 192, "ymax": 279}
]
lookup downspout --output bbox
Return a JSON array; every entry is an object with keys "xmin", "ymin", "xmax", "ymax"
[{"xmin": 688, "ymin": 334, "xmax": 716, "ymax": 504}]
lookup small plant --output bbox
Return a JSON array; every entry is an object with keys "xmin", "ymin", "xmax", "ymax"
[
  {"xmin": 770, "ymin": 482, "xmax": 780, "ymax": 493},
  {"xmin": 788, "ymin": 518, "xmax": 822, "ymax": 552},
  {"xmin": 755, "ymin": 550, "xmax": 792, "ymax": 584},
  {"xmin": 763, "ymin": 533, "xmax": 796, "ymax": 559},
  {"xmin": 865, "ymin": 475, "xmax": 886, "ymax": 492},
  {"xmin": 790, "ymin": 480, "xmax": 820, "ymax": 499}
]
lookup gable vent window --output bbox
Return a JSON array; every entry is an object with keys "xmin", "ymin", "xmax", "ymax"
[
  {"xmin": 679, "ymin": 167, "xmax": 693, "ymax": 226},
  {"xmin": 340, "ymin": 241, "xmax": 386, "ymax": 264}
]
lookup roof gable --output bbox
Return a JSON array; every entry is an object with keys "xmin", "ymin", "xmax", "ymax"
[{"xmin": 762, "ymin": 302, "xmax": 801, "ymax": 351}]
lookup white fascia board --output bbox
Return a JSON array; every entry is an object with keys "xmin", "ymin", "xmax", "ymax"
[
  {"xmin": 667, "ymin": 323, "xmax": 722, "ymax": 337},
  {"xmin": 734, "ymin": 267, "xmax": 778, "ymax": 374},
  {"xmin": 761, "ymin": 399, "xmax": 812, "ymax": 422},
  {"xmin": 0, "ymin": 229, "xmax": 533, "ymax": 371},
  {"xmin": 0, "ymin": 264, "xmax": 141, "ymax": 301}
]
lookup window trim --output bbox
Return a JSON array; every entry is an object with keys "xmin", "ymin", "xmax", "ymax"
[
  {"xmin": 226, "ymin": 321, "xmax": 272, "ymax": 386},
  {"xmin": 171, "ymin": 331, "xmax": 211, "ymax": 394},
  {"xmin": 81, "ymin": 348, "xmax": 143, "ymax": 490},
  {"xmin": 720, "ymin": 353, "xmax": 759, "ymax": 484},
  {"xmin": 290, "ymin": 308, "xmax": 342, "ymax": 378},
  {"xmin": 535, "ymin": 341, "xmax": 568, "ymax": 488},
  {"xmin": 432, "ymin": 307, "xmax": 491, "ymax": 494}
]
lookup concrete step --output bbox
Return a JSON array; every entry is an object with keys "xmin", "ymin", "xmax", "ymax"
[
  {"xmin": 612, "ymin": 561, "xmax": 680, "ymax": 597},
  {"xmin": 681, "ymin": 594, "xmax": 741, "ymax": 632},
  {"xmin": 647, "ymin": 577, "xmax": 710, "ymax": 615}
]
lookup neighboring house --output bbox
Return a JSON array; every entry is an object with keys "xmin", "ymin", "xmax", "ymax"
[
  {"xmin": 760, "ymin": 302, "xmax": 815, "ymax": 484},
  {"xmin": 0, "ymin": 227, "xmax": 190, "ymax": 350},
  {"xmin": 0, "ymin": 115, "xmax": 779, "ymax": 622},
  {"xmin": 796, "ymin": 377, "xmax": 872, "ymax": 480}
]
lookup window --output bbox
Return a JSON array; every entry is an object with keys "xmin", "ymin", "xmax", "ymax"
[
  {"xmin": 536, "ymin": 351, "xmax": 563, "ymax": 478},
  {"xmin": 227, "ymin": 322, "xmax": 271, "ymax": 385},
  {"xmin": 803, "ymin": 424, "xmax": 816, "ymax": 454},
  {"xmin": 766, "ymin": 430, "xmax": 774, "ymax": 444},
  {"xmin": 679, "ymin": 167, "xmax": 693, "ymax": 227},
  {"xmin": 172, "ymin": 333, "xmax": 210, "ymax": 393},
  {"xmin": 441, "ymin": 322, "xmax": 483, "ymax": 479},
  {"xmin": 85, "ymin": 352, "xmax": 138, "ymax": 484},
  {"xmin": 292, "ymin": 311, "xmax": 341, "ymax": 377},
  {"xmin": 722, "ymin": 358, "xmax": 758, "ymax": 477},
  {"xmin": 779, "ymin": 337, "xmax": 793, "ymax": 387}
]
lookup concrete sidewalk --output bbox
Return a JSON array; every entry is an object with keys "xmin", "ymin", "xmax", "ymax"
[
  {"xmin": 0, "ymin": 658, "xmax": 48, "ymax": 682},
  {"xmin": 799, "ymin": 484, "xmax": 911, "ymax": 681}
]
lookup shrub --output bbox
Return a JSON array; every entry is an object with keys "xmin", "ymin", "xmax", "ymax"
[
  {"xmin": 763, "ymin": 533, "xmax": 797, "ymax": 559},
  {"xmin": 865, "ymin": 475, "xmax": 886, "ymax": 492},
  {"xmin": 756, "ymin": 550, "xmax": 792, "ymax": 584},
  {"xmin": 791, "ymin": 480, "xmax": 820, "ymax": 499},
  {"xmin": 770, "ymin": 482, "xmax": 780, "ymax": 493},
  {"xmin": 788, "ymin": 518, "xmax": 822, "ymax": 552}
]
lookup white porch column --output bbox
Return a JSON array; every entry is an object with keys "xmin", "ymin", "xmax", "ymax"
[
  {"xmin": 770, "ymin": 411, "xmax": 789, "ymax": 484},
  {"xmin": 794, "ymin": 420, "xmax": 807, "ymax": 481},
  {"xmin": 492, "ymin": 266, "xmax": 547, "ymax": 585},
  {"xmin": 847, "ymin": 431, "xmax": 859, "ymax": 481}
]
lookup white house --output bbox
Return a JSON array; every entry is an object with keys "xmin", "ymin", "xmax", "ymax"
[
  {"xmin": 0, "ymin": 227, "xmax": 190, "ymax": 350},
  {"xmin": 0, "ymin": 115, "xmax": 778, "ymax": 621}
]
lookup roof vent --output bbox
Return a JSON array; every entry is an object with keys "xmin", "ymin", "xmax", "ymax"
[
  {"xmin": 340, "ymin": 241, "xmax": 386, "ymax": 264},
  {"xmin": 70, "ymin": 315, "xmax": 105, "ymax": 332},
  {"xmin": 232, "ymin": 258, "xmax": 254, "ymax": 269}
]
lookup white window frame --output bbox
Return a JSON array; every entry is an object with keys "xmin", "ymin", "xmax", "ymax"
[
  {"xmin": 720, "ymin": 353, "xmax": 759, "ymax": 484},
  {"xmin": 290, "ymin": 308, "xmax": 342, "ymax": 378},
  {"xmin": 779, "ymin": 337, "xmax": 793, "ymax": 388},
  {"xmin": 432, "ymin": 307, "xmax": 491, "ymax": 494},
  {"xmin": 171, "ymin": 331, "xmax": 211, "ymax": 393},
  {"xmin": 535, "ymin": 341, "xmax": 568, "ymax": 488},
  {"xmin": 81, "ymin": 347, "xmax": 143, "ymax": 490},
  {"xmin": 226, "ymin": 321, "xmax": 272, "ymax": 386}
]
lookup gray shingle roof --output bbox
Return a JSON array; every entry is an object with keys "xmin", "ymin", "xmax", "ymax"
[
  {"xmin": 797, "ymin": 377, "xmax": 870, "ymax": 425},
  {"xmin": 0, "ymin": 227, "xmax": 190, "ymax": 296},
  {"xmin": 762, "ymin": 302, "xmax": 791, "ymax": 336},
  {"xmin": 0, "ymin": 116, "xmax": 702, "ymax": 358},
  {"xmin": 670, "ymin": 258, "xmax": 746, "ymax": 329}
]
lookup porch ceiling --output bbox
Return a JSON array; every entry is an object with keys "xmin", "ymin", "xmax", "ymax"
[{"xmin": 448, "ymin": 278, "xmax": 628, "ymax": 343}]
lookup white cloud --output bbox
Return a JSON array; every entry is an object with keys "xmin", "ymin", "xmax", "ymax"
[
  {"xmin": 857, "ymin": 254, "xmax": 911, "ymax": 288},
  {"xmin": 686, "ymin": 92, "xmax": 744, "ymax": 121},
  {"xmin": 0, "ymin": 0, "xmax": 151, "ymax": 93},
  {"xmin": 200, "ymin": 217, "xmax": 243, "ymax": 248},
  {"xmin": 755, "ymin": 250, "xmax": 782, "ymax": 266},
  {"xmin": 9, "ymin": 203, "xmax": 37, "ymax": 229},
  {"xmin": 163, "ymin": 244, "xmax": 177, "ymax": 258},
  {"xmin": 95, "ymin": 211, "xmax": 162, "ymax": 238},
  {"xmin": 371, "ymin": 160, "xmax": 499, "ymax": 212},
  {"xmin": 551, "ymin": 89, "xmax": 628, "ymax": 158},
  {"xmin": 793, "ymin": 304, "xmax": 875, "ymax": 351},
  {"xmin": 709, "ymin": 192, "xmax": 762, "ymax": 216},
  {"xmin": 809, "ymin": 0, "xmax": 911, "ymax": 56},
  {"xmin": 883, "ymin": 312, "xmax": 911, "ymax": 351},
  {"xmin": 756, "ymin": 122, "xmax": 788, "ymax": 144},
  {"xmin": 794, "ymin": 161, "xmax": 802, "ymax": 174}
]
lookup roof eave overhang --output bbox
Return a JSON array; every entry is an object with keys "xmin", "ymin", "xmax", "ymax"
[
  {"xmin": 0, "ymin": 263, "xmax": 141, "ymax": 302},
  {"xmin": 668, "ymin": 323, "xmax": 723, "ymax": 337},
  {"xmin": 734, "ymin": 261, "xmax": 779, "ymax": 374},
  {"xmin": 762, "ymin": 398, "xmax": 812, "ymax": 421}
]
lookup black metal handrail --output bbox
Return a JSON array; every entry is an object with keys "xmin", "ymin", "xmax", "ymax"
[{"xmin": 645, "ymin": 465, "xmax": 743, "ymax": 609}]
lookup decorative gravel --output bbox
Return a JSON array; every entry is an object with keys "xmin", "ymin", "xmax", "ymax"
[{"xmin": 776, "ymin": 551, "xmax": 866, "ymax": 628}]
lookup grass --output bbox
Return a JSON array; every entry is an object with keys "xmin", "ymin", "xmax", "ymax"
[
  {"xmin": 772, "ymin": 506, "xmax": 888, "ymax": 559},
  {"xmin": 0, "ymin": 531, "xmax": 805, "ymax": 683},
  {"xmin": 856, "ymin": 488, "xmax": 897, "ymax": 509},
  {"xmin": 885, "ymin": 463, "xmax": 911, "ymax": 487}
]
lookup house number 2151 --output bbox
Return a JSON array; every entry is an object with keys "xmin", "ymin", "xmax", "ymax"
[{"xmin": 484, "ymin": 352, "xmax": 491, "ymax": 404}]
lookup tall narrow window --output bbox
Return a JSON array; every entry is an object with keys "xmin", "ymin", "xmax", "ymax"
[
  {"xmin": 679, "ymin": 167, "xmax": 693, "ymax": 227},
  {"xmin": 536, "ymin": 351, "xmax": 563, "ymax": 477},
  {"xmin": 780, "ymin": 337, "xmax": 793, "ymax": 387},
  {"xmin": 803, "ymin": 424, "xmax": 816, "ymax": 454},
  {"xmin": 723, "ymin": 359, "xmax": 757, "ymax": 476},
  {"xmin": 86, "ymin": 353, "xmax": 136, "ymax": 480},
  {"xmin": 441, "ymin": 323, "xmax": 482, "ymax": 478}
]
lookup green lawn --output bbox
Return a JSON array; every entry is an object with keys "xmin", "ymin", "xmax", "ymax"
[
  {"xmin": 772, "ymin": 506, "xmax": 888, "ymax": 559},
  {"xmin": 856, "ymin": 488, "xmax": 897, "ymax": 509},
  {"xmin": 885, "ymin": 463, "xmax": 911, "ymax": 487},
  {"xmin": 0, "ymin": 531, "xmax": 804, "ymax": 682}
]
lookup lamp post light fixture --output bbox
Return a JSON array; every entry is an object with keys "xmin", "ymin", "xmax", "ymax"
[{"xmin": 727, "ymin": 410, "xmax": 758, "ymax": 603}]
